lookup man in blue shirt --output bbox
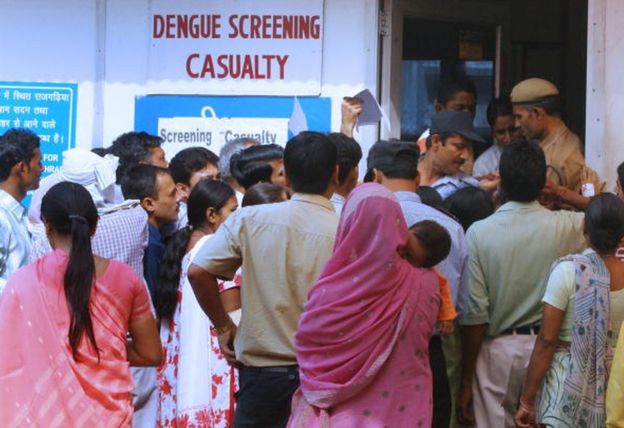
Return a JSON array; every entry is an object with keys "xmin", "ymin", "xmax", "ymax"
[
  {"xmin": 121, "ymin": 164, "xmax": 180, "ymax": 299},
  {"xmin": 418, "ymin": 111, "xmax": 491, "ymax": 200},
  {"xmin": 120, "ymin": 164, "xmax": 180, "ymax": 428}
]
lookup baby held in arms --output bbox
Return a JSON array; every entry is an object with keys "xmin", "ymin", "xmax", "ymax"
[{"xmin": 406, "ymin": 220, "xmax": 457, "ymax": 335}]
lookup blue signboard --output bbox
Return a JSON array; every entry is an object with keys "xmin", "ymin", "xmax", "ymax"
[
  {"xmin": 135, "ymin": 95, "xmax": 332, "ymax": 141},
  {"xmin": 0, "ymin": 81, "xmax": 77, "ymax": 177}
]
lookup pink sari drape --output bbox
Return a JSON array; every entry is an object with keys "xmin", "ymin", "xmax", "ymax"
[
  {"xmin": 289, "ymin": 183, "xmax": 440, "ymax": 427},
  {"xmin": 0, "ymin": 251, "xmax": 138, "ymax": 427}
]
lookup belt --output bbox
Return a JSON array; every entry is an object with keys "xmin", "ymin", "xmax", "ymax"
[
  {"xmin": 240, "ymin": 365, "xmax": 299, "ymax": 373},
  {"xmin": 501, "ymin": 325, "xmax": 540, "ymax": 335}
]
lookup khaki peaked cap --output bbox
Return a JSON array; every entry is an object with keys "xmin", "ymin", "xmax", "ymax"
[{"xmin": 510, "ymin": 78, "xmax": 559, "ymax": 104}]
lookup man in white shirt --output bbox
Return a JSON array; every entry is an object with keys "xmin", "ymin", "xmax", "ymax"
[
  {"xmin": 328, "ymin": 133, "xmax": 361, "ymax": 214},
  {"xmin": 473, "ymin": 95, "xmax": 522, "ymax": 178},
  {"xmin": 0, "ymin": 129, "xmax": 44, "ymax": 292}
]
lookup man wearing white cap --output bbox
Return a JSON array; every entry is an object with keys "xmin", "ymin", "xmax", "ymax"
[
  {"xmin": 511, "ymin": 78, "xmax": 589, "ymax": 193},
  {"xmin": 28, "ymin": 148, "xmax": 118, "ymax": 222},
  {"xmin": 29, "ymin": 147, "xmax": 149, "ymax": 276}
]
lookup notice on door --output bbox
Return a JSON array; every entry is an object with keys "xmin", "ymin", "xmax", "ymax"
[
  {"xmin": 158, "ymin": 107, "xmax": 289, "ymax": 159},
  {"xmin": 135, "ymin": 95, "xmax": 332, "ymax": 159}
]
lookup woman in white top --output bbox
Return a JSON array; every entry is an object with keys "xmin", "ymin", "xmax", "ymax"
[
  {"xmin": 155, "ymin": 179, "xmax": 239, "ymax": 428},
  {"xmin": 515, "ymin": 193, "xmax": 624, "ymax": 428}
]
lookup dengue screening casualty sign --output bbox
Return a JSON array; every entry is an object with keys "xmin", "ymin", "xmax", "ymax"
[{"xmin": 149, "ymin": 0, "xmax": 324, "ymax": 95}]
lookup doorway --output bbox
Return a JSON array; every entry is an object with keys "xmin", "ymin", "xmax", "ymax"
[{"xmin": 381, "ymin": 0, "xmax": 588, "ymax": 149}]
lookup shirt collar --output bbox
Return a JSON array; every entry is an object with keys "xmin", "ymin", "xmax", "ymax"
[
  {"xmin": 394, "ymin": 191, "xmax": 421, "ymax": 203},
  {"xmin": 291, "ymin": 193, "xmax": 335, "ymax": 212},
  {"xmin": 148, "ymin": 223, "xmax": 163, "ymax": 241},
  {"xmin": 0, "ymin": 189, "xmax": 26, "ymax": 219},
  {"xmin": 330, "ymin": 193, "xmax": 345, "ymax": 203},
  {"xmin": 540, "ymin": 123, "xmax": 568, "ymax": 148},
  {"xmin": 495, "ymin": 200, "xmax": 543, "ymax": 213}
]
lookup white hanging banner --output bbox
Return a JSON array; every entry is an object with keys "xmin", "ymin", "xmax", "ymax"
[
  {"xmin": 158, "ymin": 106, "xmax": 289, "ymax": 159},
  {"xmin": 148, "ymin": 0, "xmax": 324, "ymax": 95}
]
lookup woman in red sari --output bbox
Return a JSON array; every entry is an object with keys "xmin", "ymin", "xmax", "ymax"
[{"xmin": 0, "ymin": 182, "xmax": 161, "ymax": 426}]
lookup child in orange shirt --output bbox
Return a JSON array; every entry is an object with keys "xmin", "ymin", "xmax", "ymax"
[{"xmin": 408, "ymin": 220, "xmax": 457, "ymax": 335}]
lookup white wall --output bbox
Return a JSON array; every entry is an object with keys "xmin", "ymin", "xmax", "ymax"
[
  {"xmin": 586, "ymin": 0, "xmax": 623, "ymax": 189},
  {"xmin": 0, "ymin": 0, "xmax": 99, "ymax": 149},
  {"xmin": 1, "ymin": 0, "xmax": 380, "ymax": 161}
]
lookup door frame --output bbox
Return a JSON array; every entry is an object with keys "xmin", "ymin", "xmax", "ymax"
[{"xmin": 378, "ymin": 0, "xmax": 509, "ymax": 139}]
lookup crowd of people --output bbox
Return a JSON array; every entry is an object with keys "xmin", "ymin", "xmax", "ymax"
[{"xmin": 0, "ymin": 76, "xmax": 623, "ymax": 428}]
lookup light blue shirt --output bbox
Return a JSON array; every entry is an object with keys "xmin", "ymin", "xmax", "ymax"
[
  {"xmin": 394, "ymin": 191, "xmax": 468, "ymax": 310},
  {"xmin": 473, "ymin": 144, "xmax": 503, "ymax": 177},
  {"xmin": 330, "ymin": 193, "xmax": 346, "ymax": 215},
  {"xmin": 0, "ymin": 189, "xmax": 32, "ymax": 292},
  {"xmin": 431, "ymin": 173, "xmax": 480, "ymax": 200}
]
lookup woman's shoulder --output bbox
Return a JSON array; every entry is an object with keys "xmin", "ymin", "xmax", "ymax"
[
  {"xmin": 4, "ymin": 260, "xmax": 39, "ymax": 288},
  {"xmin": 101, "ymin": 259, "xmax": 141, "ymax": 282},
  {"xmin": 188, "ymin": 234, "xmax": 214, "ymax": 259}
]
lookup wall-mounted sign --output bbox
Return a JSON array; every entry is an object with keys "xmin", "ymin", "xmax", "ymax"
[
  {"xmin": 0, "ymin": 81, "xmax": 77, "ymax": 176},
  {"xmin": 148, "ymin": 0, "xmax": 324, "ymax": 95},
  {"xmin": 135, "ymin": 95, "xmax": 331, "ymax": 160}
]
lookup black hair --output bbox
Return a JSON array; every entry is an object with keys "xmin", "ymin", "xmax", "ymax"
[
  {"xmin": 229, "ymin": 144, "xmax": 284, "ymax": 190},
  {"xmin": 41, "ymin": 182, "xmax": 99, "ymax": 361},
  {"xmin": 444, "ymin": 186, "xmax": 494, "ymax": 231},
  {"xmin": 155, "ymin": 180, "xmax": 235, "ymax": 319},
  {"xmin": 370, "ymin": 140, "xmax": 420, "ymax": 180},
  {"xmin": 425, "ymin": 133, "xmax": 458, "ymax": 150},
  {"xmin": 409, "ymin": 220, "xmax": 451, "ymax": 268},
  {"xmin": 219, "ymin": 138, "xmax": 258, "ymax": 182},
  {"xmin": 327, "ymin": 133, "xmax": 362, "ymax": 185},
  {"xmin": 169, "ymin": 147, "xmax": 219, "ymax": 186},
  {"xmin": 486, "ymin": 95, "xmax": 514, "ymax": 127},
  {"xmin": 499, "ymin": 141, "xmax": 546, "ymax": 202},
  {"xmin": 242, "ymin": 183, "xmax": 288, "ymax": 207},
  {"xmin": 284, "ymin": 132, "xmax": 337, "ymax": 194},
  {"xmin": 523, "ymin": 96, "xmax": 562, "ymax": 117},
  {"xmin": 0, "ymin": 128, "xmax": 41, "ymax": 181},
  {"xmin": 436, "ymin": 78, "xmax": 477, "ymax": 105},
  {"xmin": 120, "ymin": 164, "xmax": 171, "ymax": 200},
  {"xmin": 109, "ymin": 131, "xmax": 163, "ymax": 183},
  {"xmin": 91, "ymin": 147, "xmax": 108, "ymax": 158},
  {"xmin": 585, "ymin": 193, "xmax": 624, "ymax": 255},
  {"xmin": 618, "ymin": 161, "xmax": 624, "ymax": 191},
  {"xmin": 416, "ymin": 186, "xmax": 444, "ymax": 210}
]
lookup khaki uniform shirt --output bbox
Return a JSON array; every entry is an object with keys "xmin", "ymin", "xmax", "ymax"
[
  {"xmin": 460, "ymin": 200, "xmax": 586, "ymax": 338},
  {"xmin": 192, "ymin": 193, "xmax": 338, "ymax": 366},
  {"xmin": 540, "ymin": 124, "xmax": 586, "ymax": 192}
]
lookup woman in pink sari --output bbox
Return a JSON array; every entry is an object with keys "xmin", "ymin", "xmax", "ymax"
[
  {"xmin": 289, "ymin": 183, "xmax": 441, "ymax": 428},
  {"xmin": 0, "ymin": 182, "xmax": 161, "ymax": 427}
]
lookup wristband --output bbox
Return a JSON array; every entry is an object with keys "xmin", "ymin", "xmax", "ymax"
[
  {"xmin": 215, "ymin": 318, "xmax": 235, "ymax": 335},
  {"xmin": 518, "ymin": 398, "xmax": 535, "ymax": 412}
]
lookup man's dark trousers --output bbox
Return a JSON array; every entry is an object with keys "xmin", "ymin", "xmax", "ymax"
[{"xmin": 234, "ymin": 365, "xmax": 300, "ymax": 428}]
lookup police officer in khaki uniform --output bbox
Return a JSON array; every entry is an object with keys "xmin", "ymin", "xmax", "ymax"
[{"xmin": 511, "ymin": 78, "xmax": 588, "ymax": 193}]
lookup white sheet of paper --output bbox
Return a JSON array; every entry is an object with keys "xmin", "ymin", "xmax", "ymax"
[
  {"xmin": 354, "ymin": 89, "xmax": 390, "ymax": 131},
  {"xmin": 288, "ymin": 96, "xmax": 308, "ymax": 136}
]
